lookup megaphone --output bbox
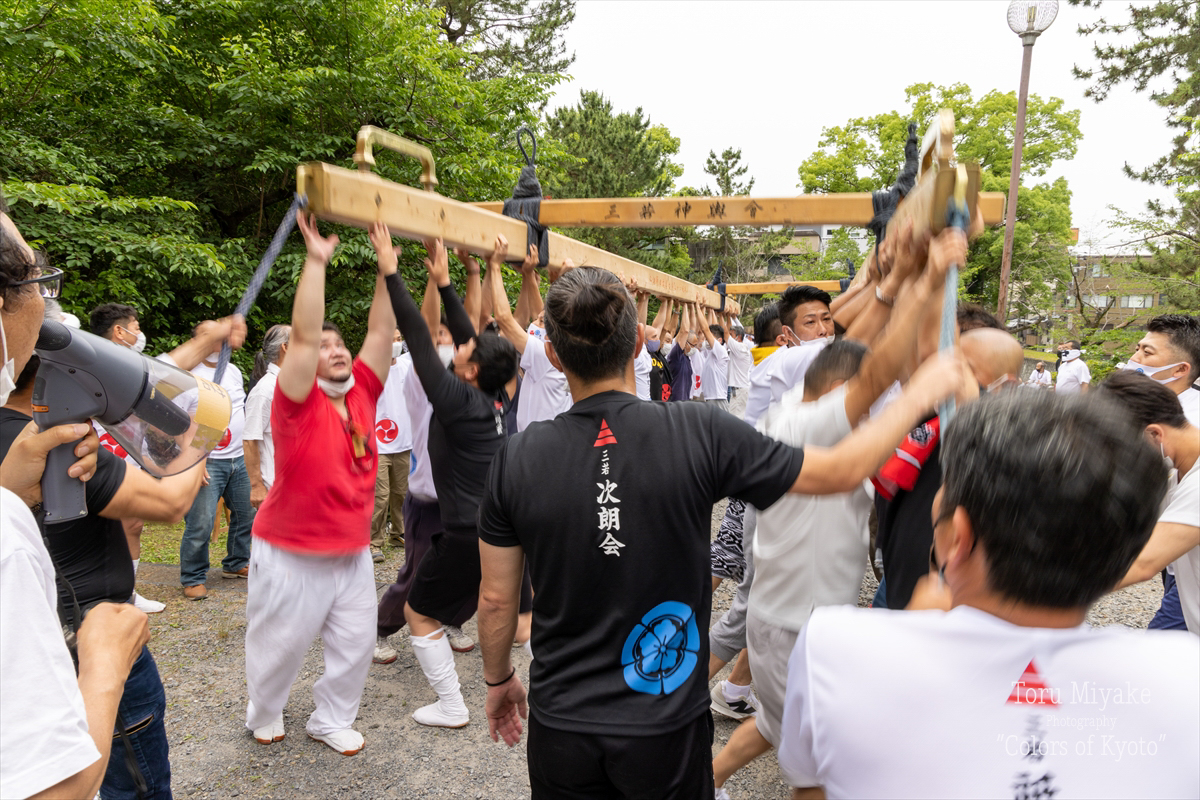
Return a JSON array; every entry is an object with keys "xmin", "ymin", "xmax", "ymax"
[{"xmin": 33, "ymin": 320, "xmax": 233, "ymax": 522}]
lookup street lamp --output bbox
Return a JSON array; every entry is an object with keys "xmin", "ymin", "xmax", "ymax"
[{"xmin": 996, "ymin": 0, "xmax": 1058, "ymax": 326}]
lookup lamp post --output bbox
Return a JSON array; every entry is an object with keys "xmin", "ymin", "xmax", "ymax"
[{"xmin": 997, "ymin": 0, "xmax": 1058, "ymax": 326}]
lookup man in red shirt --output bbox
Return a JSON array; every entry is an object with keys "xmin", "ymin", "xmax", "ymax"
[{"xmin": 243, "ymin": 213, "xmax": 395, "ymax": 755}]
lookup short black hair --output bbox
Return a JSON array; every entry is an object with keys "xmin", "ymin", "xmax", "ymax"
[
  {"xmin": 0, "ymin": 211, "xmax": 40, "ymax": 305},
  {"xmin": 321, "ymin": 321, "xmax": 342, "ymax": 337},
  {"xmin": 778, "ymin": 285, "xmax": 832, "ymax": 330},
  {"xmin": 754, "ymin": 303, "xmax": 782, "ymax": 345},
  {"xmin": 544, "ymin": 267, "xmax": 638, "ymax": 382},
  {"xmin": 957, "ymin": 303, "xmax": 1002, "ymax": 332},
  {"xmin": 803, "ymin": 339, "xmax": 867, "ymax": 398},
  {"xmin": 1147, "ymin": 314, "xmax": 1200, "ymax": 384},
  {"xmin": 1096, "ymin": 371, "xmax": 1188, "ymax": 429},
  {"xmin": 89, "ymin": 303, "xmax": 139, "ymax": 339},
  {"xmin": 469, "ymin": 330, "xmax": 518, "ymax": 394},
  {"xmin": 708, "ymin": 324, "xmax": 725, "ymax": 343},
  {"xmin": 941, "ymin": 391, "xmax": 1166, "ymax": 609}
]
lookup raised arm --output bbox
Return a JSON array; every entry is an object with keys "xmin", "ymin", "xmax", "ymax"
[
  {"xmin": 362, "ymin": 223, "xmax": 400, "ymax": 384},
  {"xmin": 843, "ymin": 227, "xmax": 964, "ymax": 424},
  {"xmin": 486, "ymin": 235, "xmax": 528, "ymax": 356},
  {"xmin": 378, "ymin": 235, "xmax": 453, "ymax": 403},
  {"xmin": 421, "ymin": 276, "xmax": 440, "ymax": 341},
  {"xmin": 163, "ymin": 316, "xmax": 247, "ymax": 371},
  {"xmin": 425, "ymin": 238, "xmax": 475, "ymax": 346},
  {"xmin": 698, "ymin": 305, "xmax": 717, "ymax": 347},
  {"xmin": 793, "ymin": 351, "xmax": 968, "ymax": 495},
  {"xmin": 651, "ymin": 297, "xmax": 672, "ymax": 332},
  {"xmin": 456, "ymin": 247, "xmax": 483, "ymax": 336},
  {"xmin": 277, "ymin": 212, "xmax": 335, "ymax": 403},
  {"xmin": 515, "ymin": 245, "xmax": 541, "ymax": 329}
]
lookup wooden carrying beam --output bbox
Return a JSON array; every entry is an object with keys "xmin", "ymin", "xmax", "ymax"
[
  {"xmin": 296, "ymin": 161, "xmax": 738, "ymax": 314},
  {"xmin": 471, "ymin": 192, "xmax": 1005, "ymax": 229},
  {"xmin": 725, "ymin": 280, "xmax": 845, "ymax": 295}
]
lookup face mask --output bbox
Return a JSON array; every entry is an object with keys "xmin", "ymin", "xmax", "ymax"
[
  {"xmin": 131, "ymin": 330, "xmax": 146, "ymax": 354},
  {"xmin": 0, "ymin": 315, "xmax": 15, "ymax": 406},
  {"xmin": 1060, "ymin": 349, "xmax": 1081, "ymax": 362},
  {"xmin": 645, "ymin": 339, "xmax": 661, "ymax": 353},
  {"xmin": 527, "ymin": 324, "xmax": 546, "ymax": 342},
  {"xmin": 392, "ymin": 341, "xmax": 405, "ymax": 359},
  {"xmin": 437, "ymin": 344, "xmax": 455, "ymax": 368},
  {"xmin": 317, "ymin": 374, "xmax": 356, "ymax": 398},
  {"xmin": 1119, "ymin": 360, "xmax": 1185, "ymax": 385}
]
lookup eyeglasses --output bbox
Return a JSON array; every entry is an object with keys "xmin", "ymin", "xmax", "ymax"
[{"xmin": 9, "ymin": 266, "xmax": 64, "ymax": 299}]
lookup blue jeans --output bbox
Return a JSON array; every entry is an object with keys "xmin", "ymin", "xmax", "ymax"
[
  {"xmin": 102, "ymin": 646, "xmax": 172, "ymax": 799},
  {"xmin": 1148, "ymin": 571, "xmax": 1187, "ymax": 631},
  {"xmin": 180, "ymin": 455, "xmax": 254, "ymax": 586}
]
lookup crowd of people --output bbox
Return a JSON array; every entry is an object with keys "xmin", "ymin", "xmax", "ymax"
[{"xmin": 1, "ymin": 185, "xmax": 1197, "ymax": 800}]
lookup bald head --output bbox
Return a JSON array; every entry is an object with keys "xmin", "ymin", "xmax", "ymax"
[{"xmin": 960, "ymin": 328, "xmax": 1023, "ymax": 387}]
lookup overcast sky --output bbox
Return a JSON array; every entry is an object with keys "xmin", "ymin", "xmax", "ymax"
[{"xmin": 550, "ymin": 1, "xmax": 1174, "ymax": 252}]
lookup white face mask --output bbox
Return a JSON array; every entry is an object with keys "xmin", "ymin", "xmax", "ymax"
[
  {"xmin": 317, "ymin": 374, "xmax": 356, "ymax": 398},
  {"xmin": 1119, "ymin": 359, "xmax": 1185, "ymax": 385},
  {"xmin": 392, "ymin": 341, "xmax": 405, "ymax": 359},
  {"xmin": 1060, "ymin": 349, "xmax": 1081, "ymax": 362},
  {"xmin": 131, "ymin": 330, "xmax": 146, "ymax": 353},
  {"xmin": 437, "ymin": 344, "xmax": 455, "ymax": 368},
  {"xmin": 0, "ymin": 314, "xmax": 16, "ymax": 406}
]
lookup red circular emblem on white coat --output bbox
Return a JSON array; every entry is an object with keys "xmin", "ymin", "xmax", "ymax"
[
  {"xmin": 99, "ymin": 433, "xmax": 128, "ymax": 459},
  {"xmin": 376, "ymin": 418, "xmax": 398, "ymax": 444},
  {"xmin": 218, "ymin": 428, "xmax": 232, "ymax": 449},
  {"xmin": 694, "ymin": 374, "xmax": 702, "ymax": 390}
]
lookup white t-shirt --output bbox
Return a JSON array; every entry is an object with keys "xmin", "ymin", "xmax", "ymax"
[
  {"xmin": 726, "ymin": 335, "xmax": 753, "ymax": 389},
  {"xmin": 401, "ymin": 356, "xmax": 436, "ymax": 501},
  {"xmin": 189, "ymin": 361, "xmax": 247, "ymax": 459},
  {"xmin": 751, "ymin": 386, "xmax": 871, "ymax": 630},
  {"xmin": 1027, "ymin": 368, "xmax": 1052, "ymax": 388},
  {"xmin": 243, "ymin": 363, "xmax": 279, "ymax": 487},
  {"xmin": 0, "ymin": 489, "xmax": 101, "ymax": 798},
  {"xmin": 516, "ymin": 334, "xmax": 571, "ymax": 432},
  {"xmin": 634, "ymin": 346, "xmax": 651, "ymax": 401},
  {"xmin": 779, "ymin": 605, "xmax": 1200, "ymax": 798},
  {"xmin": 689, "ymin": 340, "xmax": 729, "ymax": 400},
  {"xmin": 1160, "ymin": 459, "xmax": 1200, "ymax": 634},
  {"xmin": 375, "ymin": 358, "xmax": 412, "ymax": 455},
  {"xmin": 1178, "ymin": 386, "xmax": 1199, "ymax": 428},
  {"xmin": 1055, "ymin": 357, "xmax": 1091, "ymax": 395},
  {"xmin": 744, "ymin": 340, "xmax": 829, "ymax": 426}
]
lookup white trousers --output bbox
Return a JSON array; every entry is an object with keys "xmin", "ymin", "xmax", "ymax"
[{"xmin": 244, "ymin": 539, "xmax": 376, "ymax": 735}]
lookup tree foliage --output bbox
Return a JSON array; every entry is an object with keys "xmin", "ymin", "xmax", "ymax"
[
  {"xmin": 797, "ymin": 82, "xmax": 1082, "ymax": 316},
  {"xmin": 1071, "ymin": 0, "xmax": 1199, "ymax": 311},
  {"xmin": 0, "ymin": 0, "xmax": 568, "ymax": 369},
  {"xmin": 542, "ymin": 90, "xmax": 692, "ymax": 275},
  {"xmin": 437, "ymin": 0, "xmax": 575, "ymax": 79}
]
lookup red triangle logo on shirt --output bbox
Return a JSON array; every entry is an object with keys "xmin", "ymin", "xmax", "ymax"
[
  {"xmin": 594, "ymin": 419, "xmax": 618, "ymax": 447},
  {"xmin": 1006, "ymin": 659, "xmax": 1059, "ymax": 706}
]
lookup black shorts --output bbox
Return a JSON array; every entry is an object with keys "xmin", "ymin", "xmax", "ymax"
[
  {"xmin": 407, "ymin": 526, "xmax": 533, "ymax": 623},
  {"xmin": 527, "ymin": 711, "xmax": 715, "ymax": 800}
]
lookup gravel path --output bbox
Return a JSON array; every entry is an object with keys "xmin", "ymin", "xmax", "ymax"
[{"xmin": 139, "ymin": 501, "xmax": 1165, "ymax": 800}]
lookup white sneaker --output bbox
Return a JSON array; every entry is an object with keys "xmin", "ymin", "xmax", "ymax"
[
  {"xmin": 412, "ymin": 699, "xmax": 469, "ymax": 728},
  {"xmin": 307, "ymin": 728, "xmax": 364, "ymax": 755},
  {"xmin": 252, "ymin": 717, "xmax": 285, "ymax": 744},
  {"xmin": 132, "ymin": 592, "xmax": 166, "ymax": 614},
  {"xmin": 444, "ymin": 625, "xmax": 475, "ymax": 653},
  {"xmin": 373, "ymin": 635, "xmax": 398, "ymax": 664},
  {"xmin": 710, "ymin": 680, "xmax": 759, "ymax": 720}
]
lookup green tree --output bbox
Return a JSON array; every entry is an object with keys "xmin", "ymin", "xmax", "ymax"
[
  {"xmin": 796, "ymin": 82, "xmax": 1082, "ymax": 315},
  {"xmin": 1071, "ymin": 0, "xmax": 1199, "ymax": 311},
  {"xmin": 438, "ymin": 0, "xmax": 576, "ymax": 79},
  {"xmin": 0, "ymin": 0, "xmax": 563, "ymax": 368},
  {"xmin": 542, "ymin": 90, "xmax": 691, "ymax": 275}
]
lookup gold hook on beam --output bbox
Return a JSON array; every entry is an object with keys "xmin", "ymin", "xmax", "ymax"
[{"xmin": 354, "ymin": 126, "xmax": 439, "ymax": 191}]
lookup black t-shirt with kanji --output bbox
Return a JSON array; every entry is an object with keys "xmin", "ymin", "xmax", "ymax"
[{"xmin": 478, "ymin": 390, "xmax": 804, "ymax": 736}]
